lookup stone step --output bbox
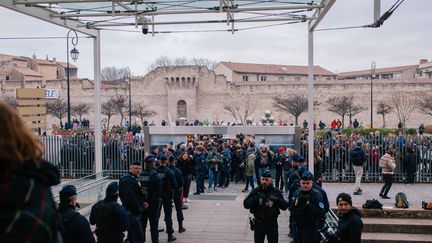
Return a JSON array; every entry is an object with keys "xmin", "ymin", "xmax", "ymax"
[
  {"xmin": 363, "ymin": 218, "xmax": 432, "ymax": 234},
  {"xmin": 331, "ymin": 208, "xmax": 432, "ymax": 219},
  {"xmin": 362, "ymin": 233, "xmax": 432, "ymax": 243}
]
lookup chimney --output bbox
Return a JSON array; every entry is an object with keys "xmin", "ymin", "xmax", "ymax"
[
  {"xmin": 46, "ymin": 55, "xmax": 49, "ymax": 60},
  {"xmin": 53, "ymin": 57, "xmax": 56, "ymax": 61},
  {"xmin": 419, "ymin": 59, "xmax": 428, "ymax": 65}
]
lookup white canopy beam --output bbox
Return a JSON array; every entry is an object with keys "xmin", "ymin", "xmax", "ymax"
[
  {"xmin": 309, "ymin": 0, "xmax": 336, "ymax": 31},
  {"xmin": 50, "ymin": 5, "xmax": 323, "ymax": 18},
  {"xmin": 0, "ymin": 1, "xmax": 98, "ymax": 37},
  {"xmin": 307, "ymin": 0, "xmax": 336, "ymax": 174}
]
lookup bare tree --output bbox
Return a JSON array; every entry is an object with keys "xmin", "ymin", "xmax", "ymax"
[
  {"xmin": 376, "ymin": 101, "xmax": 393, "ymax": 128},
  {"xmin": 391, "ymin": 91, "xmax": 417, "ymax": 130},
  {"xmin": 0, "ymin": 95, "xmax": 17, "ymax": 109},
  {"xmin": 418, "ymin": 95, "xmax": 432, "ymax": 117},
  {"xmin": 112, "ymin": 95, "xmax": 128, "ymax": 126},
  {"xmin": 72, "ymin": 103, "xmax": 90, "ymax": 120},
  {"xmin": 148, "ymin": 56, "xmax": 217, "ymax": 73},
  {"xmin": 191, "ymin": 58, "xmax": 217, "ymax": 70},
  {"xmin": 348, "ymin": 104, "xmax": 364, "ymax": 127},
  {"xmin": 101, "ymin": 66, "xmax": 126, "ymax": 82},
  {"xmin": 102, "ymin": 98, "xmax": 115, "ymax": 129},
  {"xmin": 47, "ymin": 98, "xmax": 67, "ymax": 123},
  {"xmin": 132, "ymin": 103, "xmax": 157, "ymax": 125},
  {"xmin": 326, "ymin": 96, "xmax": 356, "ymax": 129},
  {"xmin": 147, "ymin": 56, "xmax": 173, "ymax": 72},
  {"xmin": 273, "ymin": 94, "xmax": 308, "ymax": 125},
  {"xmin": 223, "ymin": 98, "xmax": 256, "ymax": 124}
]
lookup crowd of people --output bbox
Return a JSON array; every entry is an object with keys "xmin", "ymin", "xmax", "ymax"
[{"xmin": 3, "ymin": 99, "xmax": 432, "ymax": 243}]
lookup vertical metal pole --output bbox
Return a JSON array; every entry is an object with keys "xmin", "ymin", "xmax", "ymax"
[
  {"xmin": 66, "ymin": 34, "xmax": 71, "ymax": 130},
  {"xmin": 374, "ymin": 0, "xmax": 381, "ymax": 22},
  {"xmin": 94, "ymin": 31, "xmax": 102, "ymax": 174},
  {"xmin": 307, "ymin": 30, "xmax": 315, "ymax": 175},
  {"xmin": 129, "ymin": 77, "xmax": 132, "ymax": 127},
  {"xmin": 371, "ymin": 61, "xmax": 376, "ymax": 128}
]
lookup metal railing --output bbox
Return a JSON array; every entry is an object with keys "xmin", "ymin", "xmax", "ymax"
[
  {"xmin": 299, "ymin": 135, "xmax": 432, "ymax": 183},
  {"xmin": 42, "ymin": 134, "xmax": 432, "ymax": 183},
  {"xmin": 42, "ymin": 135, "xmax": 145, "ymax": 179}
]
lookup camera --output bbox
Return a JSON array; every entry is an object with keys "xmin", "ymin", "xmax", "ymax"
[
  {"xmin": 142, "ymin": 25, "xmax": 149, "ymax": 35},
  {"xmin": 139, "ymin": 16, "xmax": 150, "ymax": 35}
]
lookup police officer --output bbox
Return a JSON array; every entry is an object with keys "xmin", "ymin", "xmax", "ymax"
[
  {"xmin": 168, "ymin": 156, "xmax": 187, "ymax": 233},
  {"xmin": 140, "ymin": 156, "xmax": 163, "ymax": 243},
  {"xmin": 156, "ymin": 155, "xmax": 178, "ymax": 242},
  {"xmin": 90, "ymin": 181, "xmax": 128, "ymax": 243},
  {"xmin": 244, "ymin": 170, "xmax": 289, "ymax": 243},
  {"xmin": 58, "ymin": 185, "xmax": 95, "ymax": 243},
  {"xmin": 291, "ymin": 171, "xmax": 326, "ymax": 243},
  {"xmin": 119, "ymin": 161, "xmax": 145, "ymax": 243}
]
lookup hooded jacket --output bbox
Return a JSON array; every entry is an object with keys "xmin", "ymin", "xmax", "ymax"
[
  {"xmin": 336, "ymin": 208, "xmax": 363, "ymax": 243},
  {"xmin": 379, "ymin": 153, "xmax": 396, "ymax": 174},
  {"xmin": 0, "ymin": 160, "xmax": 61, "ymax": 243}
]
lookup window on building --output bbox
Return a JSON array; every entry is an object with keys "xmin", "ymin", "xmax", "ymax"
[
  {"xmin": 295, "ymin": 77, "xmax": 301, "ymax": 81},
  {"xmin": 278, "ymin": 76, "xmax": 284, "ymax": 81},
  {"xmin": 260, "ymin": 75, "xmax": 267, "ymax": 81},
  {"xmin": 242, "ymin": 75, "xmax": 249, "ymax": 82},
  {"xmin": 382, "ymin": 73, "xmax": 394, "ymax": 79},
  {"xmin": 6, "ymin": 75, "xmax": 10, "ymax": 81}
]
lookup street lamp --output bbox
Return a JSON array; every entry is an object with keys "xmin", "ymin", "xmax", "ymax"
[
  {"xmin": 371, "ymin": 61, "xmax": 376, "ymax": 128},
  {"xmin": 124, "ymin": 67, "xmax": 132, "ymax": 131},
  {"xmin": 66, "ymin": 30, "xmax": 79, "ymax": 130}
]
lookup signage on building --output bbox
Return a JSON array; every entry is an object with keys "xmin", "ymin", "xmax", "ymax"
[{"xmin": 45, "ymin": 89, "xmax": 60, "ymax": 99}]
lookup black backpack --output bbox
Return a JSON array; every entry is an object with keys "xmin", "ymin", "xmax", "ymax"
[{"xmin": 362, "ymin": 199, "xmax": 383, "ymax": 209}]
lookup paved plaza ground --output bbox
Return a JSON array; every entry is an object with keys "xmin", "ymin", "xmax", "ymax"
[{"xmin": 153, "ymin": 182, "xmax": 432, "ymax": 243}]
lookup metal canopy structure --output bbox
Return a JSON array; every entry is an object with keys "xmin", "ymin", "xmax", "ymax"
[{"xmin": 0, "ymin": 0, "xmax": 336, "ymax": 175}]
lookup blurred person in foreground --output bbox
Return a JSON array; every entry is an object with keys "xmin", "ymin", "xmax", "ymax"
[
  {"xmin": 328, "ymin": 193, "xmax": 363, "ymax": 243},
  {"xmin": 0, "ymin": 102, "xmax": 61, "ymax": 243}
]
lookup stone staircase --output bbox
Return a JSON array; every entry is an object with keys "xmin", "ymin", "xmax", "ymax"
[{"xmin": 358, "ymin": 208, "xmax": 432, "ymax": 243}]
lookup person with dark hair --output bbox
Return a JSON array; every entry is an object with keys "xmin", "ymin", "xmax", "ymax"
[
  {"xmin": 403, "ymin": 145, "xmax": 416, "ymax": 184},
  {"xmin": 119, "ymin": 161, "xmax": 145, "ymax": 243},
  {"xmin": 244, "ymin": 170, "xmax": 288, "ymax": 243},
  {"xmin": 168, "ymin": 156, "xmax": 187, "ymax": 233},
  {"xmin": 177, "ymin": 152, "xmax": 195, "ymax": 204},
  {"xmin": 291, "ymin": 172, "xmax": 326, "ymax": 243},
  {"xmin": 350, "ymin": 141, "xmax": 366, "ymax": 195},
  {"xmin": 156, "ymin": 156, "xmax": 177, "ymax": 242},
  {"xmin": 0, "ymin": 102, "xmax": 62, "ymax": 243},
  {"xmin": 329, "ymin": 193, "xmax": 363, "ymax": 243},
  {"xmin": 193, "ymin": 146, "xmax": 207, "ymax": 195},
  {"xmin": 58, "ymin": 185, "xmax": 95, "ymax": 243},
  {"xmin": 90, "ymin": 182, "xmax": 128, "ymax": 243},
  {"xmin": 379, "ymin": 149, "xmax": 396, "ymax": 199},
  {"xmin": 206, "ymin": 147, "xmax": 223, "ymax": 192},
  {"xmin": 139, "ymin": 156, "xmax": 163, "ymax": 243}
]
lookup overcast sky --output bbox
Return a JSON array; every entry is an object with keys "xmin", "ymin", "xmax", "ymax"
[{"xmin": 0, "ymin": 0, "xmax": 431, "ymax": 78}]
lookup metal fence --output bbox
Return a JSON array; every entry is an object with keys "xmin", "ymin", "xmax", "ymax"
[
  {"xmin": 299, "ymin": 135, "xmax": 432, "ymax": 183},
  {"xmin": 41, "ymin": 135, "xmax": 145, "ymax": 179},
  {"xmin": 42, "ymin": 134, "xmax": 432, "ymax": 182}
]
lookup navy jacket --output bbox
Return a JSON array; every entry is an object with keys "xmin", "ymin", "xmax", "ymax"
[
  {"xmin": 156, "ymin": 166, "xmax": 177, "ymax": 198},
  {"xmin": 119, "ymin": 172, "xmax": 144, "ymax": 215},
  {"xmin": 350, "ymin": 147, "xmax": 366, "ymax": 166},
  {"xmin": 89, "ymin": 196, "xmax": 128, "ymax": 243},
  {"xmin": 169, "ymin": 164, "xmax": 184, "ymax": 189},
  {"xmin": 59, "ymin": 205, "xmax": 95, "ymax": 243}
]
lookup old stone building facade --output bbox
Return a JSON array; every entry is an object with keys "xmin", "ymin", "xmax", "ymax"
[{"xmin": 1, "ymin": 52, "xmax": 431, "ymax": 130}]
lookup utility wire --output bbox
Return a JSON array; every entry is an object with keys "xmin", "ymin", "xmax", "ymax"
[{"xmin": 316, "ymin": 0, "xmax": 405, "ymax": 31}]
